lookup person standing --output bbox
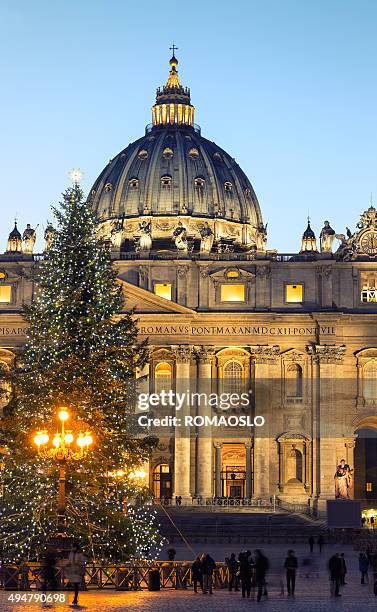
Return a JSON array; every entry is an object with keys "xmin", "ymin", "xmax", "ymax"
[
  {"xmin": 201, "ymin": 553, "xmax": 216, "ymax": 595},
  {"xmin": 226, "ymin": 553, "xmax": 239, "ymax": 592},
  {"xmin": 191, "ymin": 556, "xmax": 202, "ymax": 593},
  {"xmin": 65, "ymin": 542, "xmax": 86, "ymax": 606},
  {"xmin": 238, "ymin": 551, "xmax": 252, "ymax": 598},
  {"xmin": 308, "ymin": 536, "xmax": 314, "ymax": 553},
  {"xmin": 359, "ymin": 553, "xmax": 369, "ymax": 584},
  {"xmin": 284, "ymin": 550, "xmax": 298, "ymax": 597},
  {"xmin": 317, "ymin": 534, "xmax": 324, "ymax": 554},
  {"xmin": 254, "ymin": 549, "xmax": 269, "ymax": 602},
  {"xmin": 340, "ymin": 553, "xmax": 347, "ymax": 585},
  {"xmin": 328, "ymin": 553, "xmax": 342, "ymax": 597}
]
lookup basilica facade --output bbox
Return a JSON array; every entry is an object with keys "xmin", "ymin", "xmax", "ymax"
[{"xmin": 1, "ymin": 54, "xmax": 377, "ymax": 513}]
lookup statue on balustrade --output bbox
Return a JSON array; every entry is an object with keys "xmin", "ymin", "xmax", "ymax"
[
  {"xmin": 22, "ymin": 223, "xmax": 37, "ymax": 253},
  {"xmin": 199, "ymin": 222, "xmax": 214, "ymax": 254},
  {"xmin": 138, "ymin": 220, "xmax": 152, "ymax": 251},
  {"xmin": 173, "ymin": 221, "xmax": 188, "ymax": 251},
  {"xmin": 320, "ymin": 220, "xmax": 336, "ymax": 252}
]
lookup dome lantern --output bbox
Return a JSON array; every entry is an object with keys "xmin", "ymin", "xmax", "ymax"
[
  {"xmin": 152, "ymin": 48, "xmax": 195, "ymax": 128},
  {"xmin": 300, "ymin": 218, "xmax": 318, "ymax": 253},
  {"xmin": 6, "ymin": 221, "xmax": 22, "ymax": 254}
]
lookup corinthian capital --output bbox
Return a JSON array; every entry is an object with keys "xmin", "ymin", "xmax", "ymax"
[
  {"xmin": 249, "ymin": 345, "xmax": 280, "ymax": 363},
  {"xmin": 307, "ymin": 343, "xmax": 346, "ymax": 364},
  {"xmin": 172, "ymin": 344, "xmax": 193, "ymax": 363},
  {"xmin": 195, "ymin": 346, "xmax": 215, "ymax": 364}
]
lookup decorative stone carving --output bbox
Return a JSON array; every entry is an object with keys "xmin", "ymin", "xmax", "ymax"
[
  {"xmin": 249, "ymin": 345, "xmax": 280, "ymax": 363},
  {"xmin": 307, "ymin": 344, "xmax": 346, "ymax": 364},
  {"xmin": 199, "ymin": 222, "xmax": 214, "ymax": 253},
  {"xmin": 177, "ymin": 266, "xmax": 189, "ymax": 279},
  {"xmin": 137, "ymin": 220, "xmax": 152, "ymax": 251},
  {"xmin": 317, "ymin": 265, "xmax": 332, "ymax": 279},
  {"xmin": 173, "ymin": 221, "xmax": 188, "ymax": 251},
  {"xmin": 22, "ymin": 224, "xmax": 37, "ymax": 254},
  {"xmin": 256, "ymin": 265, "xmax": 271, "ymax": 277},
  {"xmin": 319, "ymin": 221, "xmax": 336, "ymax": 253},
  {"xmin": 199, "ymin": 266, "xmax": 209, "ymax": 279},
  {"xmin": 138, "ymin": 266, "xmax": 148, "ymax": 283},
  {"xmin": 195, "ymin": 346, "xmax": 215, "ymax": 364},
  {"xmin": 172, "ymin": 345, "xmax": 192, "ymax": 363}
]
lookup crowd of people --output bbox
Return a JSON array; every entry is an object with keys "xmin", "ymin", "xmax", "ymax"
[{"xmin": 183, "ymin": 536, "xmax": 377, "ymax": 599}]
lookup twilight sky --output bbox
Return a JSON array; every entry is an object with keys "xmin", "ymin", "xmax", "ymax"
[{"xmin": 0, "ymin": 0, "xmax": 376, "ymax": 252}]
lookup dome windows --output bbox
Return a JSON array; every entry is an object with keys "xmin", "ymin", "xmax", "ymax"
[
  {"xmin": 244, "ymin": 188, "xmax": 251, "ymax": 197},
  {"xmin": 194, "ymin": 177, "xmax": 205, "ymax": 188},
  {"xmin": 128, "ymin": 178, "xmax": 139, "ymax": 189},
  {"xmin": 161, "ymin": 175, "xmax": 172, "ymax": 188},
  {"xmin": 162, "ymin": 147, "xmax": 174, "ymax": 159},
  {"xmin": 138, "ymin": 149, "xmax": 148, "ymax": 160},
  {"xmin": 224, "ymin": 181, "xmax": 233, "ymax": 192},
  {"xmin": 213, "ymin": 152, "xmax": 222, "ymax": 162},
  {"xmin": 104, "ymin": 183, "xmax": 113, "ymax": 192},
  {"xmin": 188, "ymin": 148, "xmax": 199, "ymax": 159}
]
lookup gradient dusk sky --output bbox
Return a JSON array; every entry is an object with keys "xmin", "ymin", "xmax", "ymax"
[{"xmin": 0, "ymin": 0, "xmax": 376, "ymax": 252}]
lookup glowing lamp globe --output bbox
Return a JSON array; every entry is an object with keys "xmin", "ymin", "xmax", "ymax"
[
  {"xmin": 52, "ymin": 434, "xmax": 61, "ymax": 448},
  {"xmin": 64, "ymin": 432, "xmax": 74, "ymax": 444},
  {"xmin": 58, "ymin": 409, "xmax": 69, "ymax": 422}
]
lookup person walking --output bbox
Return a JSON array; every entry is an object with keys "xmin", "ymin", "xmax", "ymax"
[
  {"xmin": 226, "ymin": 553, "xmax": 239, "ymax": 592},
  {"xmin": 317, "ymin": 534, "xmax": 324, "ymax": 554},
  {"xmin": 340, "ymin": 553, "xmax": 347, "ymax": 585},
  {"xmin": 308, "ymin": 536, "xmax": 314, "ymax": 553},
  {"xmin": 65, "ymin": 542, "xmax": 86, "ymax": 606},
  {"xmin": 42, "ymin": 550, "xmax": 57, "ymax": 592},
  {"xmin": 359, "ymin": 553, "xmax": 369, "ymax": 584},
  {"xmin": 238, "ymin": 551, "xmax": 252, "ymax": 598},
  {"xmin": 254, "ymin": 549, "xmax": 269, "ymax": 602},
  {"xmin": 201, "ymin": 553, "xmax": 216, "ymax": 595},
  {"xmin": 328, "ymin": 553, "xmax": 342, "ymax": 597},
  {"xmin": 284, "ymin": 549, "xmax": 298, "ymax": 597},
  {"xmin": 191, "ymin": 556, "xmax": 202, "ymax": 593}
]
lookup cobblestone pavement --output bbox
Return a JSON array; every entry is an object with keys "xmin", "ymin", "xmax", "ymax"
[{"xmin": 1, "ymin": 543, "xmax": 376, "ymax": 611}]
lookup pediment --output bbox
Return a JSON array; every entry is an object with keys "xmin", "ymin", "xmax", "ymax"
[{"xmin": 119, "ymin": 280, "xmax": 195, "ymax": 314}]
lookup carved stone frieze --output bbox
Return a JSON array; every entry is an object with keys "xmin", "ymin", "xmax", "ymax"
[{"xmin": 307, "ymin": 343, "xmax": 346, "ymax": 364}]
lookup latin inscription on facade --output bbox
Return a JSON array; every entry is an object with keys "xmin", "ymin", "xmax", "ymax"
[{"xmin": 139, "ymin": 325, "xmax": 336, "ymax": 336}]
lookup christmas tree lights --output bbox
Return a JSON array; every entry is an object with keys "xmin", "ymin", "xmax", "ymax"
[{"xmin": 0, "ymin": 185, "xmax": 162, "ymax": 562}]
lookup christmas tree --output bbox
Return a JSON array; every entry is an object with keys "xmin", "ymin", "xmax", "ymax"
[{"xmin": 0, "ymin": 183, "xmax": 161, "ymax": 562}]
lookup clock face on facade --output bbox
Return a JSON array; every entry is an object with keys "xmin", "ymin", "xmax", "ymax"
[{"xmin": 360, "ymin": 231, "xmax": 377, "ymax": 255}]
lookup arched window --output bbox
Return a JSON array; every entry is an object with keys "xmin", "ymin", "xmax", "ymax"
[
  {"xmin": 162, "ymin": 147, "xmax": 173, "ymax": 159},
  {"xmin": 223, "ymin": 360, "xmax": 243, "ymax": 394},
  {"xmin": 364, "ymin": 361, "xmax": 377, "ymax": 400},
  {"xmin": 161, "ymin": 175, "xmax": 172, "ymax": 188},
  {"xmin": 286, "ymin": 363, "xmax": 303, "ymax": 398},
  {"xmin": 224, "ymin": 181, "xmax": 233, "ymax": 192},
  {"xmin": 128, "ymin": 178, "xmax": 139, "ymax": 189},
  {"xmin": 153, "ymin": 464, "xmax": 172, "ymax": 499},
  {"xmin": 194, "ymin": 177, "xmax": 205, "ymax": 188},
  {"xmin": 154, "ymin": 362, "xmax": 172, "ymax": 394}
]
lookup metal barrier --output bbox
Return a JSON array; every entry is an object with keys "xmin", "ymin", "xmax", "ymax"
[{"xmin": 0, "ymin": 562, "xmax": 231, "ymax": 591}]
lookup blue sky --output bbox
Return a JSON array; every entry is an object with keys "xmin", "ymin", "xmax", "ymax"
[{"xmin": 0, "ymin": 0, "xmax": 376, "ymax": 252}]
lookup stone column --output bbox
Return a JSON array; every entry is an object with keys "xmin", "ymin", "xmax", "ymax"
[
  {"xmin": 214, "ymin": 443, "xmax": 223, "ymax": 497},
  {"xmin": 138, "ymin": 265, "xmax": 149, "ymax": 290},
  {"xmin": 245, "ymin": 442, "xmax": 253, "ymax": 499},
  {"xmin": 317, "ymin": 265, "xmax": 333, "ymax": 309},
  {"xmin": 198, "ymin": 266, "xmax": 209, "ymax": 309},
  {"xmin": 196, "ymin": 347, "xmax": 214, "ymax": 498},
  {"xmin": 172, "ymin": 345, "xmax": 192, "ymax": 503}
]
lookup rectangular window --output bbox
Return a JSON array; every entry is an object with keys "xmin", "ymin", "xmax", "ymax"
[
  {"xmin": 220, "ymin": 283, "xmax": 245, "ymax": 302},
  {"xmin": 366, "ymin": 482, "xmax": 373, "ymax": 492},
  {"xmin": 360, "ymin": 273, "xmax": 377, "ymax": 303},
  {"xmin": 286, "ymin": 284, "xmax": 303, "ymax": 303},
  {"xmin": 0, "ymin": 285, "xmax": 11, "ymax": 303},
  {"xmin": 154, "ymin": 283, "xmax": 172, "ymax": 300}
]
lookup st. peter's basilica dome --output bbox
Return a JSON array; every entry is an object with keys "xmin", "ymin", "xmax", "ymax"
[{"xmin": 89, "ymin": 54, "xmax": 265, "ymax": 254}]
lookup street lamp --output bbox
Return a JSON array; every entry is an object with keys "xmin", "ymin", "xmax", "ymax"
[{"xmin": 33, "ymin": 407, "xmax": 93, "ymax": 538}]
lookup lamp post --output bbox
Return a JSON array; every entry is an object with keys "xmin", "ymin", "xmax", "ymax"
[{"xmin": 33, "ymin": 408, "xmax": 93, "ymax": 540}]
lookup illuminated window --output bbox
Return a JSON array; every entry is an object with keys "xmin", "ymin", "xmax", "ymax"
[
  {"xmin": 361, "ymin": 273, "xmax": 377, "ymax": 302},
  {"xmin": 220, "ymin": 284, "xmax": 245, "ymax": 302},
  {"xmin": 366, "ymin": 482, "xmax": 373, "ymax": 492},
  {"xmin": 0, "ymin": 286, "xmax": 11, "ymax": 303},
  {"xmin": 155, "ymin": 363, "xmax": 172, "ymax": 394},
  {"xmin": 224, "ymin": 181, "xmax": 233, "ymax": 192},
  {"xmin": 0, "ymin": 271, "xmax": 6, "ymax": 280},
  {"xmin": 154, "ymin": 283, "xmax": 172, "ymax": 300},
  {"xmin": 226, "ymin": 270, "xmax": 239, "ymax": 278},
  {"xmin": 223, "ymin": 360, "xmax": 243, "ymax": 395},
  {"xmin": 286, "ymin": 284, "xmax": 303, "ymax": 303},
  {"xmin": 161, "ymin": 176, "xmax": 172, "ymax": 188}
]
